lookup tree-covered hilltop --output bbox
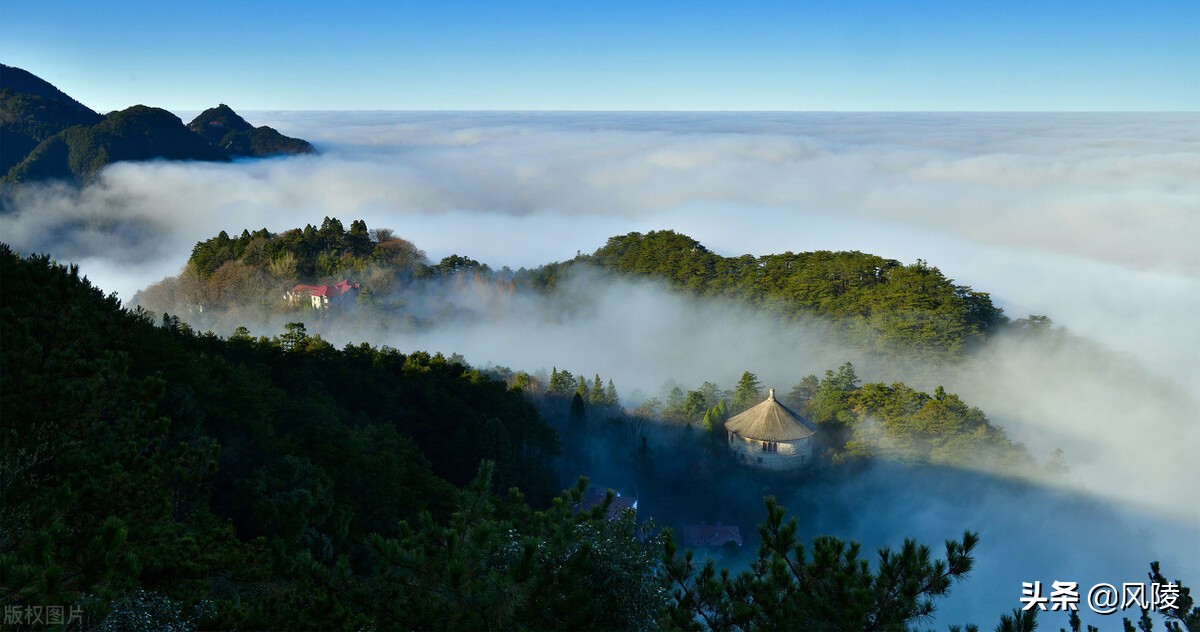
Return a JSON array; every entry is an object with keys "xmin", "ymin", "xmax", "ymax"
[
  {"xmin": 0, "ymin": 63, "xmax": 104, "ymax": 175},
  {"xmin": 0, "ymin": 65, "xmax": 313, "ymax": 183},
  {"xmin": 136, "ymin": 218, "xmax": 438, "ymax": 323},
  {"xmin": 783, "ymin": 364, "xmax": 1033, "ymax": 471},
  {"xmin": 188, "ymin": 104, "xmax": 313, "ymax": 157},
  {"xmin": 547, "ymin": 230, "xmax": 1007, "ymax": 361}
]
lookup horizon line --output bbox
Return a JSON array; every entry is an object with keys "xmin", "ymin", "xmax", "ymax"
[{"xmin": 168, "ymin": 108, "xmax": 1200, "ymax": 115}]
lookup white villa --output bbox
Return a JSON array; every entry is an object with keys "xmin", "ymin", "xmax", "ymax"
[
  {"xmin": 285, "ymin": 280, "xmax": 361, "ymax": 309},
  {"xmin": 724, "ymin": 388, "xmax": 819, "ymax": 470}
]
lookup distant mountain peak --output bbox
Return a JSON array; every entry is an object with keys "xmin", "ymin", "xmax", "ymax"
[
  {"xmin": 189, "ymin": 104, "xmax": 254, "ymax": 144},
  {"xmin": 187, "ymin": 104, "xmax": 313, "ymax": 157},
  {"xmin": 1, "ymin": 64, "xmax": 105, "ymax": 175},
  {"xmin": 0, "ymin": 64, "xmax": 99, "ymax": 119},
  {"xmin": 2, "ymin": 67, "xmax": 313, "ymax": 183}
]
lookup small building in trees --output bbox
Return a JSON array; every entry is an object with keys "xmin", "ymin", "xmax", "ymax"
[
  {"xmin": 724, "ymin": 388, "xmax": 818, "ymax": 470},
  {"xmin": 285, "ymin": 280, "xmax": 361, "ymax": 309},
  {"xmin": 576, "ymin": 487, "xmax": 638, "ymax": 520}
]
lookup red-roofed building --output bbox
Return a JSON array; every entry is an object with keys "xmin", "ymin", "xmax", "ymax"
[
  {"xmin": 286, "ymin": 280, "xmax": 361, "ymax": 309},
  {"xmin": 682, "ymin": 524, "xmax": 742, "ymax": 549}
]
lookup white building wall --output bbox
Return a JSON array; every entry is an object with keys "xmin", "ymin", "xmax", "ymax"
[{"xmin": 727, "ymin": 433, "xmax": 812, "ymax": 470}]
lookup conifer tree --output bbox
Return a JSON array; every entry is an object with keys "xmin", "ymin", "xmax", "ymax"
[
  {"xmin": 590, "ymin": 374, "xmax": 606, "ymax": 405},
  {"xmin": 660, "ymin": 497, "xmax": 979, "ymax": 630},
  {"xmin": 732, "ymin": 371, "xmax": 763, "ymax": 412}
]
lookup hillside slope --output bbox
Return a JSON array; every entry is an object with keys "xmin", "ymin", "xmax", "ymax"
[
  {"xmin": 6, "ymin": 105, "xmax": 230, "ymax": 182},
  {"xmin": 0, "ymin": 64, "xmax": 103, "ymax": 175}
]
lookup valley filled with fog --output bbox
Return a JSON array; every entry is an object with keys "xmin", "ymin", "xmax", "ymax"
[{"xmin": 3, "ymin": 112, "xmax": 1196, "ymax": 624}]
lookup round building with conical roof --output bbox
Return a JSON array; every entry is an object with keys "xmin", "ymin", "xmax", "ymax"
[{"xmin": 724, "ymin": 388, "xmax": 819, "ymax": 470}]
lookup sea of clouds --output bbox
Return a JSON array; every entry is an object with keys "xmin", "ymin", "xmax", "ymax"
[{"xmin": 2, "ymin": 112, "xmax": 1196, "ymax": 625}]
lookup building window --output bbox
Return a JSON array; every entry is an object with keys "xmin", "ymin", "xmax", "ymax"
[{"xmin": 761, "ymin": 441, "xmax": 778, "ymax": 453}]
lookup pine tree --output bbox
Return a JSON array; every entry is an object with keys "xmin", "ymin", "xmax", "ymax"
[
  {"xmin": 660, "ymin": 497, "xmax": 979, "ymax": 630},
  {"xmin": 589, "ymin": 374, "xmax": 605, "ymax": 405},
  {"xmin": 787, "ymin": 375, "xmax": 820, "ymax": 408},
  {"xmin": 732, "ymin": 371, "xmax": 763, "ymax": 412}
]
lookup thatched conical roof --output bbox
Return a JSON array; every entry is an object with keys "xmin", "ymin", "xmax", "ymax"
[{"xmin": 724, "ymin": 388, "xmax": 818, "ymax": 442}]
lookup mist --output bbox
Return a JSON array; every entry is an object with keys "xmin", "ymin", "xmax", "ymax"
[{"xmin": 2, "ymin": 111, "xmax": 1196, "ymax": 625}]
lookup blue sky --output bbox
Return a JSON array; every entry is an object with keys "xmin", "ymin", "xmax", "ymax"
[{"xmin": 2, "ymin": 0, "xmax": 1197, "ymax": 111}]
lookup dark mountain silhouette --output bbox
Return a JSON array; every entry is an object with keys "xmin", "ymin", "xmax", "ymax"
[
  {"xmin": 1, "ymin": 65, "xmax": 313, "ymax": 183},
  {"xmin": 0, "ymin": 64, "xmax": 104, "ymax": 175},
  {"xmin": 7, "ymin": 105, "xmax": 230, "ymax": 182},
  {"xmin": 189, "ymin": 103, "xmax": 313, "ymax": 157}
]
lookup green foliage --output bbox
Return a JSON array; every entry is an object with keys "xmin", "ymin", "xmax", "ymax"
[
  {"xmin": 731, "ymin": 371, "xmax": 763, "ymax": 413},
  {"xmin": 7, "ymin": 105, "xmax": 229, "ymax": 182},
  {"xmin": 840, "ymin": 378, "xmax": 1032, "ymax": 470},
  {"xmin": 660, "ymin": 496, "xmax": 979, "ymax": 630},
  {"xmin": 182, "ymin": 217, "xmax": 398, "ymax": 287},
  {"xmin": 701, "ymin": 399, "xmax": 729, "ymax": 434},
  {"xmin": 367, "ymin": 463, "xmax": 667, "ymax": 630},
  {"xmin": 0, "ymin": 244, "xmax": 558, "ymax": 627},
  {"xmin": 787, "ymin": 374, "xmax": 821, "ymax": 409},
  {"xmin": 533, "ymin": 230, "xmax": 1008, "ymax": 361},
  {"xmin": 432, "ymin": 253, "xmax": 492, "ymax": 278},
  {"xmin": 996, "ymin": 607, "xmax": 1038, "ymax": 632},
  {"xmin": 548, "ymin": 367, "xmax": 576, "ymax": 397},
  {"xmin": 1118, "ymin": 561, "xmax": 1199, "ymax": 632}
]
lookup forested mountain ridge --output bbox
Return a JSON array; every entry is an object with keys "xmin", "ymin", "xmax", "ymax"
[
  {"xmin": 138, "ymin": 220, "xmax": 1006, "ymax": 363},
  {"xmin": 188, "ymin": 103, "xmax": 314, "ymax": 157},
  {"xmin": 0, "ymin": 64, "xmax": 312, "ymax": 183},
  {"xmin": 0, "ymin": 63, "xmax": 104, "ymax": 175},
  {"xmin": 5, "ymin": 105, "xmax": 230, "ymax": 182}
]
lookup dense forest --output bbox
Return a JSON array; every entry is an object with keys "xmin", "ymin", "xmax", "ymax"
[
  {"xmin": 5, "ymin": 243, "xmax": 1196, "ymax": 629},
  {"xmin": 570, "ymin": 231, "xmax": 1006, "ymax": 361}
]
